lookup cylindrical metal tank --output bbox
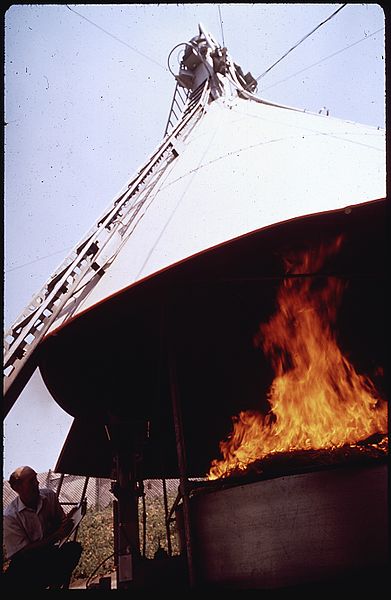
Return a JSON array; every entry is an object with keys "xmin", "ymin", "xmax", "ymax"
[{"xmin": 177, "ymin": 462, "xmax": 388, "ymax": 589}]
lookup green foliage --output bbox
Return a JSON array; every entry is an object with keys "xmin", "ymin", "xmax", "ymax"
[
  {"xmin": 72, "ymin": 504, "xmax": 115, "ymax": 582},
  {"xmin": 140, "ymin": 493, "xmax": 180, "ymax": 559},
  {"xmin": 72, "ymin": 493, "xmax": 180, "ymax": 584}
]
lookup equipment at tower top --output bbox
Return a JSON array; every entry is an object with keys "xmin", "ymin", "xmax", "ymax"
[{"xmin": 170, "ymin": 22, "xmax": 257, "ymax": 97}]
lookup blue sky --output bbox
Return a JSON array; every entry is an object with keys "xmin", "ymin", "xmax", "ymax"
[{"xmin": 3, "ymin": 3, "xmax": 386, "ymax": 477}]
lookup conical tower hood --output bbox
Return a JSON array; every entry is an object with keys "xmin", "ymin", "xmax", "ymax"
[
  {"xmin": 54, "ymin": 97, "xmax": 385, "ymax": 322},
  {"xmin": 45, "ymin": 24, "xmax": 386, "ymax": 324}
]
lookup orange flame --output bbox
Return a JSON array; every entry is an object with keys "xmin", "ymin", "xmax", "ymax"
[{"xmin": 208, "ymin": 236, "xmax": 387, "ymax": 479}]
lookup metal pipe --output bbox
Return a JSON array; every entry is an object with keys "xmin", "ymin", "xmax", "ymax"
[
  {"xmin": 162, "ymin": 478, "xmax": 172, "ymax": 557},
  {"xmin": 198, "ymin": 22, "xmax": 217, "ymax": 50},
  {"xmin": 55, "ymin": 473, "xmax": 65, "ymax": 498},
  {"xmin": 168, "ymin": 335, "xmax": 196, "ymax": 587},
  {"xmin": 141, "ymin": 481, "xmax": 147, "ymax": 558},
  {"xmin": 80, "ymin": 476, "xmax": 89, "ymax": 501}
]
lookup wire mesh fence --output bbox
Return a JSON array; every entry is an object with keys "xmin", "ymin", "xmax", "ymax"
[{"xmin": 3, "ymin": 472, "xmax": 181, "ymax": 512}]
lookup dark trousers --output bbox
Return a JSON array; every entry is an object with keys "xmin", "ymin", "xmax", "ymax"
[{"xmin": 3, "ymin": 541, "xmax": 83, "ymax": 590}]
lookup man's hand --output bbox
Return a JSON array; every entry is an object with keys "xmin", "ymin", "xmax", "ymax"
[{"xmin": 56, "ymin": 515, "xmax": 74, "ymax": 540}]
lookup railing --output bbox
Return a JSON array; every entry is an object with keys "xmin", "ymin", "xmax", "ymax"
[{"xmin": 3, "ymin": 79, "xmax": 211, "ymax": 413}]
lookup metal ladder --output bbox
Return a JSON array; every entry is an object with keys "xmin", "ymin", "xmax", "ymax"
[
  {"xmin": 3, "ymin": 79, "xmax": 211, "ymax": 413},
  {"xmin": 163, "ymin": 82, "xmax": 190, "ymax": 137},
  {"xmin": 164, "ymin": 79, "xmax": 208, "ymax": 136}
]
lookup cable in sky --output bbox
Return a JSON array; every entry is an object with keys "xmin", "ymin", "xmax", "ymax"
[
  {"xmin": 256, "ymin": 3, "xmax": 347, "ymax": 82},
  {"xmin": 5, "ymin": 247, "xmax": 74, "ymax": 273},
  {"xmin": 218, "ymin": 5, "xmax": 225, "ymax": 47},
  {"xmin": 65, "ymin": 5, "xmax": 168, "ymax": 72},
  {"xmin": 260, "ymin": 27, "xmax": 384, "ymax": 93}
]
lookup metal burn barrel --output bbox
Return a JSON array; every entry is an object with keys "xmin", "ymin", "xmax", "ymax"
[{"xmin": 176, "ymin": 452, "xmax": 388, "ymax": 589}]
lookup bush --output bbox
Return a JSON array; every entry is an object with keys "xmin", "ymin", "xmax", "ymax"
[
  {"xmin": 140, "ymin": 493, "xmax": 180, "ymax": 559},
  {"xmin": 72, "ymin": 504, "xmax": 115, "ymax": 582},
  {"xmin": 72, "ymin": 494, "xmax": 180, "ymax": 583}
]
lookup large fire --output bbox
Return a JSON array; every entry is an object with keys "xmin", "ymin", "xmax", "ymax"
[{"xmin": 208, "ymin": 236, "xmax": 387, "ymax": 480}]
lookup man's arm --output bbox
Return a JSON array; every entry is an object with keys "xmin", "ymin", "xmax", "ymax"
[{"xmin": 4, "ymin": 513, "xmax": 74, "ymax": 560}]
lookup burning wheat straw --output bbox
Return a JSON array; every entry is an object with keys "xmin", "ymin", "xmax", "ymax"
[{"xmin": 208, "ymin": 236, "xmax": 387, "ymax": 479}]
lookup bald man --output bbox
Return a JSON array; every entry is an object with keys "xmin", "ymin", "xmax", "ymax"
[{"xmin": 3, "ymin": 466, "xmax": 83, "ymax": 590}]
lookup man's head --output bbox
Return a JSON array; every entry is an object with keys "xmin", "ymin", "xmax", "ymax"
[{"xmin": 9, "ymin": 466, "xmax": 40, "ymax": 507}]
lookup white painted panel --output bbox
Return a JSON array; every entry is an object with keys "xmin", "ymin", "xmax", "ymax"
[{"xmin": 49, "ymin": 96, "xmax": 385, "ymax": 324}]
